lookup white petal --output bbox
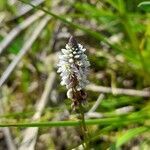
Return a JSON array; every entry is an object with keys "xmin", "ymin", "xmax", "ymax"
[
  {"xmin": 69, "ymin": 54, "xmax": 73, "ymax": 57},
  {"xmin": 78, "ymin": 44, "xmax": 83, "ymax": 49},
  {"xmin": 74, "ymin": 55, "xmax": 80, "ymax": 59},
  {"xmin": 61, "ymin": 49, "xmax": 69, "ymax": 54},
  {"xmin": 67, "ymin": 89, "xmax": 73, "ymax": 99},
  {"xmin": 57, "ymin": 67, "xmax": 62, "ymax": 73},
  {"xmin": 60, "ymin": 80, "xmax": 65, "ymax": 85},
  {"xmin": 73, "ymin": 51, "xmax": 77, "ymax": 54},
  {"xmin": 69, "ymin": 58, "xmax": 74, "ymax": 63},
  {"xmin": 66, "ymin": 44, "xmax": 70, "ymax": 49},
  {"xmin": 81, "ymin": 48, "xmax": 86, "ymax": 52}
]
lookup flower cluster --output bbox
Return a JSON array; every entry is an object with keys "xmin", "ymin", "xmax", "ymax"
[
  {"xmin": 57, "ymin": 36, "xmax": 90, "ymax": 110},
  {"xmin": 57, "ymin": 36, "xmax": 90, "ymax": 108}
]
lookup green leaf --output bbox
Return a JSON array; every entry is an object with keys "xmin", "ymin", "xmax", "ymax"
[
  {"xmin": 138, "ymin": 2, "xmax": 150, "ymax": 12},
  {"xmin": 116, "ymin": 126, "xmax": 150, "ymax": 148},
  {"xmin": 0, "ymin": 113, "xmax": 149, "ymax": 127}
]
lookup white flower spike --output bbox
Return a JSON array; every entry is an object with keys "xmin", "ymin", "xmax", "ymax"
[
  {"xmin": 57, "ymin": 36, "xmax": 90, "ymax": 109},
  {"xmin": 57, "ymin": 36, "xmax": 90, "ymax": 90}
]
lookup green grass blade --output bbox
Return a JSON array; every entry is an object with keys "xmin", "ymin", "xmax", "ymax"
[
  {"xmin": 116, "ymin": 126, "xmax": 150, "ymax": 148},
  {"xmin": 138, "ymin": 2, "xmax": 150, "ymax": 12},
  {"xmin": 0, "ymin": 114, "xmax": 149, "ymax": 127},
  {"xmin": 18, "ymin": 0, "xmax": 122, "ymax": 52}
]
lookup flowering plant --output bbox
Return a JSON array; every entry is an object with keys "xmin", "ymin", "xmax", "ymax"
[{"xmin": 57, "ymin": 36, "xmax": 90, "ymax": 109}]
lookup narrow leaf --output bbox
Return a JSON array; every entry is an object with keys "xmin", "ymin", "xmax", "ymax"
[
  {"xmin": 138, "ymin": 2, "xmax": 150, "ymax": 11},
  {"xmin": 116, "ymin": 127, "xmax": 150, "ymax": 148}
]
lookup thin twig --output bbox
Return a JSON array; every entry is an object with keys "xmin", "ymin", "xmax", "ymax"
[
  {"xmin": 86, "ymin": 84, "xmax": 150, "ymax": 97},
  {"xmin": 0, "ymin": 11, "xmax": 44, "ymax": 54},
  {"xmin": 115, "ymin": 106, "xmax": 134, "ymax": 115},
  {"xmin": 2, "ymin": 128, "xmax": 16, "ymax": 150},
  {"xmin": 85, "ymin": 112, "xmax": 103, "ymax": 119},
  {"xmin": 0, "ymin": 15, "xmax": 50, "ymax": 87},
  {"xmin": 89, "ymin": 94, "xmax": 104, "ymax": 113},
  {"xmin": 18, "ymin": 72, "xmax": 56, "ymax": 150}
]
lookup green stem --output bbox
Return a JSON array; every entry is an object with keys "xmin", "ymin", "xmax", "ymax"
[{"xmin": 79, "ymin": 104, "xmax": 89, "ymax": 150}]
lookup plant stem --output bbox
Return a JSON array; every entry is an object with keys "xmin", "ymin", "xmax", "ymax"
[{"xmin": 79, "ymin": 104, "xmax": 89, "ymax": 150}]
